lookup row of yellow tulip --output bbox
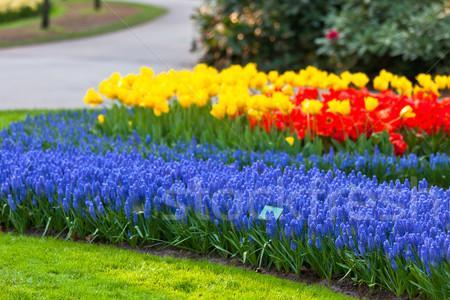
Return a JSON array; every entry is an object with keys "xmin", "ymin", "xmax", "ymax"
[{"xmin": 84, "ymin": 64, "xmax": 450, "ymax": 119}]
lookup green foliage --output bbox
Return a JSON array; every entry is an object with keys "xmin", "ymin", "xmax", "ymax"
[
  {"xmin": 0, "ymin": 233, "xmax": 351, "ymax": 300},
  {"xmin": 194, "ymin": 0, "xmax": 450, "ymax": 75},
  {"xmin": 102, "ymin": 104, "xmax": 450, "ymax": 157},
  {"xmin": 316, "ymin": 0, "xmax": 450, "ymax": 76},
  {"xmin": 0, "ymin": 109, "xmax": 46, "ymax": 129},
  {"xmin": 193, "ymin": 0, "xmax": 340, "ymax": 71},
  {"xmin": 0, "ymin": 4, "xmax": 42, "ymax": 24},
  {"xmin": 102, "ymin": 104, "xmax": 397, "ymax": 155}
]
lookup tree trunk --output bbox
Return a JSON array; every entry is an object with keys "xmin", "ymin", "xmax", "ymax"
[
  {"xmin": 41, "ymin": 0, "xmax": 50, "ymax": 29},
  {"xmin": 94, "ymin": 0, "xmax": 101, "ymax": 10}
]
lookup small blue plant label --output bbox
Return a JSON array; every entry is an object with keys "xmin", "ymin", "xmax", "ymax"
[{"xmin": 259, "ymin": 205, "xmax": 283, "ymax": 220}]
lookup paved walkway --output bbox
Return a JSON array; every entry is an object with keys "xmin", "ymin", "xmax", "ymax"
[{"xmin": 0, "ymin": 0, "xmax": 201, "ymax": 109}]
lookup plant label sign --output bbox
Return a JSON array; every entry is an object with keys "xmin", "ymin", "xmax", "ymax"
[{"xmin": 259, "ymin": 205, "xmax": 283, "ymax": 220}]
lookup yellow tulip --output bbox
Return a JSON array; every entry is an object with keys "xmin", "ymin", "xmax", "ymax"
[
  {"xmin": 97, "ymin": 114, "xmax": 105, "ymax": 124},
  {"xmin": 434, "ymin": 75, "xmax": 448, "ymax": 90},
  {"xmin": 84, "ymin": 88, "xmax": 103, "ymax": 107},
  {"xmin": 193, "ymin": 90, "xmax": 210, "ymax": 107},
  {"xmin": 178, "ymin": 94, "xmax": 193, "ymax": 108},
  {"xmin": 373, "ymin": 76, "xmax": 389, "ymax": 91},
  {"xmin": 88, "ymin": 63, "xmax": 450, "ymax": 127},
  {"xmin": 247, "ymin": 108, "xmax": 263, "ymax": 120},
  {"xmin": 273, "ymin": 92, "xmax": 293, "ymax": 114},
  {"xmin": 379, "ymin": 70, "xmax": 393, "ymax": 81},
  {"xmin": 340, "ymin": 71, "xmax": 353, "ymax": 83},
  {"xmin": 268, "ymin": 71, "xmax": 279, "ymax": 82},
  {"xmin": 352, "ymin": 73, "xmax": 369, "ymax": 88},
  {"xmin": 285, "ymin": 136, "xmax": 294, "ymax": 146},
  {"xmin": 399, "ymin": 105, "xmax": 416, "ymax": 119},
  {"xmin": 98, "ymin": 80, "xmax": 117, "ymax": 99},
  {"xmin": 140, "ymin": 66, "xmax": 154, "ymax": 78},
  {"xmin": 364, "ymin": 96, "xmax": 379, "ymax": 112},
  {"xmin": 281, "ymin": 84, "xmax": 294, "ymax": 96},
  {"xmin": 327, "ymin": 99, "xmax": 351, "ymax": 116},
  {"xmin": 263, "ymin": 84, "xmax": 275, "ymax": 95},
  {"xmin": 226, "ymin": 104, "xmax": 238, "ymax": 117},
  {"xmin": 153, "ymin": 109, "xmax": 162, "ymax": 117},
  {"xmin": 392, "ymin": 76, "xmax": 413, "ymax": 96},
  {"xmin": 301, "ymin": 99, "xmax": 323, "ymax": 115},
  {"xmin": 210, "ymin": 105, "xmax": 226, "ymax": 119},
  {"xmin": 250, "ymin": 72, "xmax": 267, "ymax": 89}
]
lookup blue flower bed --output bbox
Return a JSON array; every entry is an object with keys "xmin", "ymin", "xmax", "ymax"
[
  {"xmin": 0, "ymin": 111, "xmax": 449, "ymax": 298},
  {"xmin": 2, "ymin": 111, "xmax": 450, "ymax": 188}
]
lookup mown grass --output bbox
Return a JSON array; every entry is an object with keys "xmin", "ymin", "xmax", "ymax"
[
  {"xmin": 0, "ymin": 233, "xmax": 352, "ymax": 300},
  {"xmin": 0, "ymin": 109, "xmax": 45, "ymax": 129},
  {"xmin": 0, "ymin": 1, "xmax": 66, "ymax": 30},
  {"xmin": 0, "ymin": 0, "xmax": 167, "ymax": 48}
]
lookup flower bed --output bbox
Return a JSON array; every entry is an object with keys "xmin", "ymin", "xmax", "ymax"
[
  {"xmin": 0, "ymin": 111, "xmax": 449, "ymax": 299},
  {"xmin": 85, "ymin": 64, "xmax": 450, "ymax": 156},
  {"xmin": 0, "ymin": 0, "xmax": 43, "ymax": 23},
  {"xmin": 3, "ymin": 113, "xmax": 450, "ymax": 188}
]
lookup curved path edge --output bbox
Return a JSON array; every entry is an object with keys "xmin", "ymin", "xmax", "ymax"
[{"xmin": 0, "ymin": 0, "xmax": 201, "ymax": 109}]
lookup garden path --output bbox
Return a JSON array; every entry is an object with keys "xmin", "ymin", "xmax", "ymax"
[{"xmin": 0, "ymin": 0, "xmax": 200, "ymax": 109}]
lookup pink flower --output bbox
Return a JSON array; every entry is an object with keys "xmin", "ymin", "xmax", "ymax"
[{"xmin": 325, "ymin": 29, "xmax": 339, "ymax": 41}]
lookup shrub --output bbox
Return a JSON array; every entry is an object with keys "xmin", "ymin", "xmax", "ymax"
[
  {"xmin": 192, "ymin": 0, "xmax": 340, "ymax": 71},
  {"xmin": 193, "ymin": 0, "xmax": 450, "ymax": 75},
  {"xmin": 0, "ymin": 0, "xmax": 43, "ymax": 23},
  {"xmin": 316, "ymin": 0, "xmax": 450, "ymax": 76}
]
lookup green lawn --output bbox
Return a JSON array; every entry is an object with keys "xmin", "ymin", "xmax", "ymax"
[
  {"xmin": 0, "ymin": 233, "xmax": 352, "ymax": 300},
  {"xmin": 0, "ymin": 109, "xmax": 44, "ymax": 129},
  {"xmin": 0, "ymin": 0, "xmax": 167, "ymax": 48}
]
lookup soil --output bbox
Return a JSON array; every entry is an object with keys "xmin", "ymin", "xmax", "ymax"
[{"xmin": 53, "ymin": 3, "xmax": 138, "ymax": 32}]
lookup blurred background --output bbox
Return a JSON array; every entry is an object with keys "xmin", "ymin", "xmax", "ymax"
[
  {"xmin": 194, "ymin": 0, "xmax": 450, "ymax": 76},
  {"xmin": 0, "ymin": 0, "xmax": 449, "ymax": 109}
]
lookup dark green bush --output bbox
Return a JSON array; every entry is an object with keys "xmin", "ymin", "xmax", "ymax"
[
  {"xmin": 192, "ymin": 0, "xmax": 340, "ymax": 71},
  {"xmin": 193, "ymin": 0, "xmax": 450, "ymax": 76},
  {"xmin": 0, "ymin": 4, "xmax": 42, "ymax": 24},
  {"xmin": 316, "ymin": 0, "xmax": 450, "ymax": 76}
]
